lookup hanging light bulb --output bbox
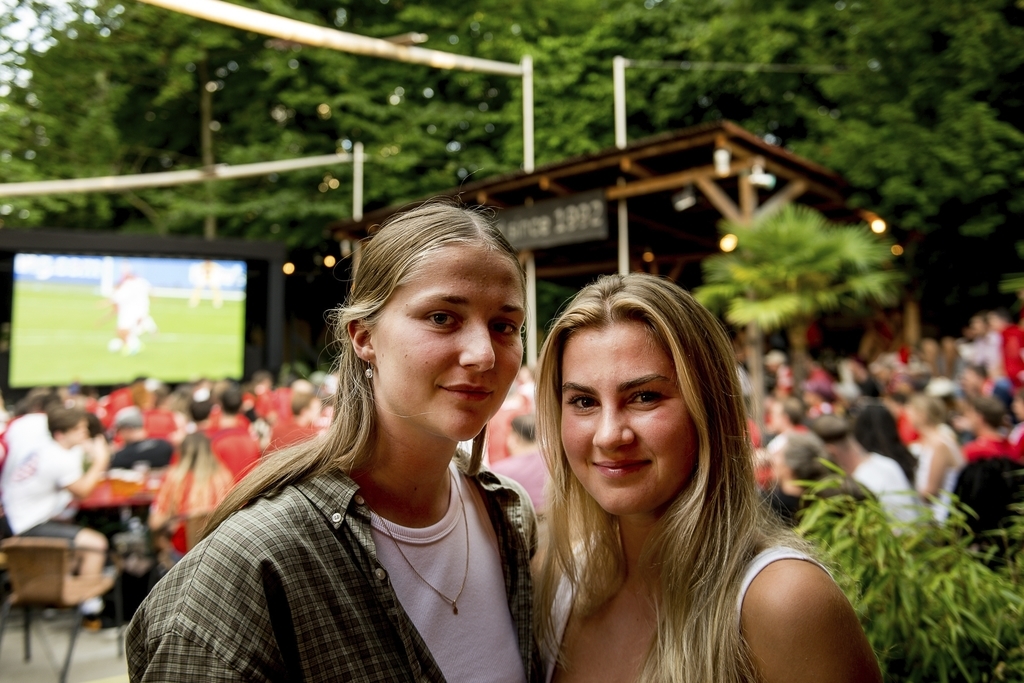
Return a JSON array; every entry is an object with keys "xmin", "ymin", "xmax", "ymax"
[
  {"xmin": 713, "ymin": 147, "xmax": 731, "ymax": 177},
  {"xmin": 871, "ymin": 218, "xmax": 887, "ymax": 233},
  {"xmin": 720, "ymin": 234, "xmax": 738, "ymax": 252}
]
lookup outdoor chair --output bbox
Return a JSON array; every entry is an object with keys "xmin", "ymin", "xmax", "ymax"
[{"xmin": 0, "ymin": 537, "xmax": 116, "ymax": 683}]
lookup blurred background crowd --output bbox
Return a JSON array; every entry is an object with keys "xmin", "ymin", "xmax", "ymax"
[{"xmin": 1, "ymin": 302, "xmax": 1023, "ymax": 628}]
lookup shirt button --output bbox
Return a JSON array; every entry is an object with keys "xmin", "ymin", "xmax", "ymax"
[
  {"xmin": 354, "ymin": 494, "xmax": 365, "ymax": 505},
  {"xmin": 374, "ymin": 567, "xmax": 387, "ymax": 581},
  {"xmin": 330, "ymin": 512, "xmax": 342, "ymax": 524}
]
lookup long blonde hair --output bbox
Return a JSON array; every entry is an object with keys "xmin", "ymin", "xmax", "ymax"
[
  {"xmin": 209, "ymin": 201, "xmax": 526, "ymax": 531},
  {"xmin": 535, "ymin": 273, "xmax": 796, "ymax": 683},
  {"xmin": 161, "ymin": 433, "xmax": 234, "ymax": 517}
]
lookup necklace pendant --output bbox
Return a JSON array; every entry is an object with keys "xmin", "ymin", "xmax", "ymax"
[{"xmin": 452, "ymin": 603, "xmax": 459, "ymax": 615}]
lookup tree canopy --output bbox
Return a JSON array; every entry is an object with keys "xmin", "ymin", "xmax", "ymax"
[{"xmin": 1, "ymin": 0, "xmax": 1022, "ymax": 329}]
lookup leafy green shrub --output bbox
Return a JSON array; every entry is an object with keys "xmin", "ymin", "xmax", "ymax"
[{"xmin": 796, "ymin": 485, "xmax": 1024, "ymax": 682}]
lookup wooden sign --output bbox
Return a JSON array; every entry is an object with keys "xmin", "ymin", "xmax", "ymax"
[{"xmin": 495, "ymin": 190, "xmax": 608, "ymax": 250}]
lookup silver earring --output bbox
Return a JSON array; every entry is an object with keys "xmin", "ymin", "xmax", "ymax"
[{"xmin": 365, "ymin": 365, "xmax": 373, "ymax": 379}]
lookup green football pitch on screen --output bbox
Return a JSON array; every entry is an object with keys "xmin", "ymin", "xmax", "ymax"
[{"xmin": 9, "ymin": 282, "xmax": 245, "ymax": 387}]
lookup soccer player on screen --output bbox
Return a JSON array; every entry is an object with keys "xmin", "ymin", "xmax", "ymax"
[
  {"xmin": 188, "ymin": 260, "xmax": 225, "ymax": 308},
  {"xmin": 107, "ymin": 268, "xmax": 157, "ymax": 355}
]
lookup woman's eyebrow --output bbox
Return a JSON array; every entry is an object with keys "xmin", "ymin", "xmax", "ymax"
[
  {"xmin": 431, "ymin": 294, "xmax": 524, "ymax": 314},
  {"xmin": 561, "ymin": 374, "xmax": 670, "ymax": 395},
  {"xmin": 619, "ymin": 374, "xmax": 670, "ymax": 392}
]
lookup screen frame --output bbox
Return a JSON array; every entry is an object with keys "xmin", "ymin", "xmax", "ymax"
[{"xmin": 0, "ymin": 229, "xmax": 285, "ymax": 394}]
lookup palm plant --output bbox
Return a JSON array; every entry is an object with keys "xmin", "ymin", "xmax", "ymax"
[{"xmin": 694, "ymin": 204, "xmax": 904, "ymax": 391}]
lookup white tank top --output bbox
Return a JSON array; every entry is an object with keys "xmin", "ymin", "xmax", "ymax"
[
  {"xmin": 545, "ymin": 546, "xmax": 823, "ymax": 682},
  {"xmin": 370, "ymin": 465, "xmax": 527, "ymax": 683},
  {"xmin": 735, "ymin": 546, "xmax": 825, "ymax": 630}
]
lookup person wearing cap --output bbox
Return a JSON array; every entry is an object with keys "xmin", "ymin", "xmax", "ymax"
[{"xmin": 109, "ymin": 406, "xmax": 174, "ymax": 470}]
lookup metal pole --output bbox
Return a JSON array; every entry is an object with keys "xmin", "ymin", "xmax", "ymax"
[
  {"xmin": 524, "ymin": 250, "xmax": 538, "ymax": 367},
  {"xmin": 138, "ymin": 0, "xmax": 524, "ymax": 77},
  {"xmin": 0, "ymin": 153, "xmax": 353, "ymax": 197},
  {"xmin": 613, "ymin": 56, "xmax": 627, "ymax": 149},
  {"xmin": 617, "ymin": 194, "xmax": 629, "ymax": 275},
  {"xmin": 521, "ymin": 55, "xmax": 534, "ymax": 173},
  {"xmin": 267, "ymin": 258, "xmax": 285, "ymax": 375},
  {"xmin": 353, "ymin": 142, "xmax": 364, "ymax": 222},
  {"xmin": 199, "ymin": 53, "xmax": 216, "ymax": 240}
]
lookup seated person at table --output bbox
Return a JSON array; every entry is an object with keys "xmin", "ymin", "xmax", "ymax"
[
  {"xmin": 265, "ymin": 390, "xmax": 322, "ymax": 453},
  {"xmin": 109, "ymin": 406, "xmax": 174, "ymax": 470},
  {"xmin": 207, "ymin": 384, "xmax": 261, "ymax": 481},
  {"xmin": 149, "ymin": 433, "xmax": 234, "ymax": 561},
  {"xmin": 0, "ymin": 407, "xmax": 111, "ymax": 577}
]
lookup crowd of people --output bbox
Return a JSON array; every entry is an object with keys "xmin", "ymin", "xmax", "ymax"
[
  {"xmin": 1, "ymin": 202, "xmax": 1020, "ymax": 682},
  {"xmin": 0, "ymin": 372, "xmax": 334, "ymax": 620},
  {"xmin": 756, "ymin": 307, "xmax": 1024, "ymax": 537}
]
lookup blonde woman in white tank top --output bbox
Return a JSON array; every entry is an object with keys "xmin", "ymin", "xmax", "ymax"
[
  {"xmin": 906, "ymin": 394, "xmax": 965, "ymax": 522},
  {"xmin": 534, "ymin": 274, "xmax": 880, "ymax": 683}
]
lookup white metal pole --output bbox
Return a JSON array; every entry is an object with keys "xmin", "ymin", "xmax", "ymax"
[
  {"xmin": 353, "ymin": 142, "xmax": 364, "ymax": 222},
  {"xmin": 617, "ymin": 196, "xmax": 629, "ymax": 275},
  {"xmin": 137, "ymin": 0, "xmax": 524, "ymax": 77},
  {"xmin": 613, "ymin": 56, "xmax": 627, "ymax": 149},
  {"xmin": 521, "ymin": 55, "xmax": 535, "ymax": 173},
  {"xmin": 525, "ymin": 250, "xmax": 538, "ymax": 367},
  {"xmin": 0, "ymin": 152, "xmax": 352, "ymax": 197}
]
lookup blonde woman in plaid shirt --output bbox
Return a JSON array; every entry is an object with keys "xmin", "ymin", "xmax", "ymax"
[{"xmin": 128, "ymin": 203, "xmax": 542, "ymax": 682}]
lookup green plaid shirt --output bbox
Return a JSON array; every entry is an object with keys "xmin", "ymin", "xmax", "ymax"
[{"xmin": 126, "ymin": 468, "xmax": 541, "ymax": 682}]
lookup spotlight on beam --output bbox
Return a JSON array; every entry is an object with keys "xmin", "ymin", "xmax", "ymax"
[
  {"xmin": 671, "ymin": 184, "xmax": 696, "ymax": 211},
  {"xmin": 749, "ymin": 163, "xmax": 776, "ymax": 190}
]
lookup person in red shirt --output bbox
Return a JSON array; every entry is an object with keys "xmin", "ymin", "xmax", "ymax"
[
  {"xmin": 961, "ymin": 395, "xmax": 1021, "ymax": 464},
  {"xmin": 205, "ymin": 384, "xmax": 261, "ymax": 481},
  {"xmin": 988, "ymin": 309, "xmax": 1024, "ymax": 389},
  {"xmin": 266, "ymin": 391, "xmax": 322, "ymax": 453}
]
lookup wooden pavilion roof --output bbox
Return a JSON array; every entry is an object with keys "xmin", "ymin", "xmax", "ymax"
[{"xmin": 328, "ymin": 120, "xmax": 863, "ymax": 288}]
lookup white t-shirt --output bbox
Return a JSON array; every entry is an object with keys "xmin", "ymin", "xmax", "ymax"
[
  {"xmin": 370, "ymin": 465, "xmax": 527, "ymax": 683},
  {"xmin": 853, "ymin": 453, "xmax": 920, "ymax": 524},
  {"xmin": 1, "ymin": 417, "xmax": 83, "ymax": 534},
  {"xmin": 112, "ymin": 276, "xmax": 152, "ymax": 330}
]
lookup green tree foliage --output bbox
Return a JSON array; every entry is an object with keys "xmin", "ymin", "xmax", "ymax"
[
  {"xmin": 798, "ymin": 486, "xmax": 1024, "ymax": 682},
  {"xmin": 694, "ymin": 204, "xmax": 903, "ymax": 380},
  {"xmin": 0, "ymin": 0, "xmax": 578, "ymax": 245},
  {"xmin": 1, "ymin": 0, "xmax": 1022, "ymax": 326}
]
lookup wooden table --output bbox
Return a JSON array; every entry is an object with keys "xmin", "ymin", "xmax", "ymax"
[{"xmin": 77, "ymin": 471, "xmax": 165, "ymax": 511}]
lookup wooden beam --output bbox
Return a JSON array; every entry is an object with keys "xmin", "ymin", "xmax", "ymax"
[
  {"xmin": 605, "ymin": 158, "xmax": 754, "ymax": 201},
  {"xmin": 626, "ymin": 212, "xmax": 720, "ymax": 249},
  {"xmin": 667, "ymin": 254, "xmax": 707, "ymax": 281},
  {"xmin": 739, "ymin": 174, "xmax": 757, "ymax": 224},
  {"xmin": 761, "ymin": 159, "xmax": 843, "ymax": 204},
  {"xmin": 619, "ymin": 157, "xmax": 654, "ymax": 178},
  {"xmin": 536, "ymin": 260, "xmax": 620, "ymax": 278},
  {"xmin": 474, "ymin": 191, "xmax": 507, "ymax": 207},
  {"xmin": 754, "ymin": 179, "xmax": 808, "ymax": 222},
  {"xmin": 694, "ymin": 177, "xmax": 743, "ymax": 224},
  {"xmin": 538, "ymin": 175, "xmax": 571, "ymax": 195},
  {"xmin": 459, "ymin": 131, "xmax": 725, "ymax": 200}
]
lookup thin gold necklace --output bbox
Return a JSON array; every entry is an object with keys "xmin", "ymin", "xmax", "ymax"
[{"xmin": 375, "ymin": 470, "xmax": 470, "ymax": 615}]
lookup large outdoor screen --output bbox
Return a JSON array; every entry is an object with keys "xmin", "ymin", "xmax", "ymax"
[{"xmin": 9, "ymin": 254, "xmax": 247, "ymax": 387}]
